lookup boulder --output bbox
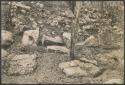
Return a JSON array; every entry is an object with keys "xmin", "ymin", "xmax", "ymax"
[
  {"xmin": 1, "ymin": 49, "xmax": 9, "ymax": 60},
  {"xmin": 46, "ymin": 46, "xmax": 70, "ymax": 54},
  {"xmin": 12, "ymin": 2, "xmax": 31, "ymax": 10},
  {"xmin": 62, "ymin": 32, "xmax": 71, "ymax": 48},
  {"xmin": 59, "ymin": 60, "xmax": 101, "ymax": 77},
  {"xmin": 104, "ymin": 79, "xmax": 123, "ymax": 84},
  {"xmin": 63, "ymin": 67, "xmax": 88, "ymax": 77},
  {"xmin": 65, "ymin": 10, "xmax": 75, "ymax": 18},
  {"xmin": 1, "ymin": 30, "xmax": 13, "ymax": 47},
  {"xmin": 59, "ymin": 60, "xmax": 81, "ymax": 69},
  {"xmin": 21, "ymin": 29, "xmax": 39, "ymax": 46},
  {"xmin": 42, "ymin": 35, "xmax": 64, "ymax": 46},
  {"xmin": 59, "ymin": 62, "xmax": 71, "ymax": 70},
  {"xmin": 7, "ymin": 54, "xmax": 37, "ymax": 75},
  {"xmin": 75, "ymin": 35, "xmax": 98, "ymax": 47}
]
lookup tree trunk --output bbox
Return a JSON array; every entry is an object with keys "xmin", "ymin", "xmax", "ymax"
[{"xmin": 70, "ymin": 1, "xmax": 82, "ymax": 60}]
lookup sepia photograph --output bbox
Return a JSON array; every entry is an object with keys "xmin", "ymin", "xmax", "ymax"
[{"xmin": 1, "ymin": 1, "xmax": 124, "ymax": 84}]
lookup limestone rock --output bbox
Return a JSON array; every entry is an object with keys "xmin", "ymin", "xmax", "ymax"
[
  {"xmin": 21, "ymin": 29, "xmax": 39, "ymax": 46},
  {"xmin": 12, "ymin": 2, "xmax": 31, "ymax": 10},
  {"xmin": 59, "ymin": 62, "xmax": 71, "ymax": 70},
  {"xmin": 69, "ymin": 60, "xmax": 81, "ymax": 67},
  {"xmin": 75, "ymin": 35, "xmax": 98, "ymax": 47},
  {"xmin": 46, "ymin": 46, "xmax": 70, "ymax": 54},
  {"xmin": 65, "ymin": 10, "xmax": 75, "ymax": 18},
  {"xmin": 59, "ymin": 60, "xmax": 81, "ymax": 69},
  {"xmin": 62, "ymin": 32, "xmax": 71, "ymax": 48},
  {"xmin": 7, "ymin": 54, "xmax": 37, "ymax": 75},
  {"xmin": 63, "ymin": 67, "xmax": 88, "ymax": 77},
  {"xmin": 1, "ymin": 30, "xmax": 13, "ymax": 47},
  {"xmin": 59, "ymin": 60, "xmax": 101, "ymax": 77},
  {"xmin": 104, "ymin": 79, "xmax": 123, "ymax": 84},
  {"xmin": 1, "ymin": 49, "xmax": 9, "ymax": 60},
  {"xmin": 42, "ymin": 35, "xmax": 64, "ymax": 46}
]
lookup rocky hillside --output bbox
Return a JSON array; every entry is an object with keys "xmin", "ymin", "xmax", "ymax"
[{"xmin": 1, "ymin": 1, "xmax": 124, "ymax": 84}]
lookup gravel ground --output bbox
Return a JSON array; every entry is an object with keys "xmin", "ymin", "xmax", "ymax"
[{"xmin": 2, "ymin": 52, "xmax": 123, "ymax": 84}]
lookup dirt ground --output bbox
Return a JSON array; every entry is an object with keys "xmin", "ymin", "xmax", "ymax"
[{"xmin": 2, "ymin": 51, "xmax": 123, "ymax": 84}]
